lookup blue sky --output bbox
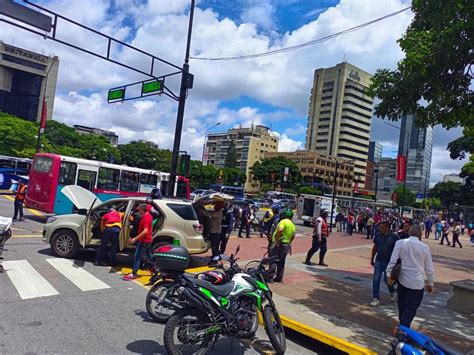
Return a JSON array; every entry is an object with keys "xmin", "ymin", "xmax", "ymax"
[{"xmin": 2, "ymin": 0, "xmax": 467, "ymax": 184}]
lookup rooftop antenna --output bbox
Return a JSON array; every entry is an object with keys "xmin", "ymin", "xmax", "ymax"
[{"xmin": 343, "ymin": 54, "xmax": 347, "ymax": 63}]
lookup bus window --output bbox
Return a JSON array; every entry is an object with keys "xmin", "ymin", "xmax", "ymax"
[
  {"xmin": 77, "ymin": 169, "xmax": 97, "ymax": 191},
  {"xmin": 58, "ymin": 161, "xmax": 77, "ymax": 185},
  {"xmin": 140, "ymin": 173, "xmax": 158, "ymax": 186},
  {"xmin": 98, "ymin": 167, "xmax": 120, "ymax": 190},
  {"xmin": 0, "ymin": 159, "xmax": 15, "ymax": 170},
  {"xmin": 17, "ymin": 161, "xmax": 31, "ymax": 174},
  {"xmin": 33, "ymin": 156, "xmax": 53, "ymax": 173},
  {"xmin": 120, "ymin": 171, "xmax": 140, "ymax": 192}
]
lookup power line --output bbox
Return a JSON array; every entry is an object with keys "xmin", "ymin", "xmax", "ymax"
[{"xmin": 190, "ymin": 6, "xmax": 411, "ymax": 61}]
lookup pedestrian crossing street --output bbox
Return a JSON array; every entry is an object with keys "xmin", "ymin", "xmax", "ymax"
[{"xmin": 2, "ymin": 258, "xmax": 112, "ymax": 300}]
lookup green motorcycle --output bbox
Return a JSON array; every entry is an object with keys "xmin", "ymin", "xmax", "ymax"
[{"xmin": 163, "ymin": 252, "xmax": 286, "ymax": 354}]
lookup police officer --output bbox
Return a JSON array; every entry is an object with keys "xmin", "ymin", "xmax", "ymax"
[
  {"xmin": 270, "ymin": 208, "xmax": 296, "ymax": 282},
  {"xmin": 219, "ymin": 202, "xmax": 234, "ymax": 254},
  {"xmin": 13, "ymin": 180, "xmax": 28, "ymax": 221},
  {"xmin": 304, "ymin": 208, "xmax": 329, "ymax": 267},
  {"xmin": 260, "ymin": 208, "xmax": 274, "ymax": 238}
]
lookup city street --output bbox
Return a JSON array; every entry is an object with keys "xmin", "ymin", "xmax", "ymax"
[{"xmin": 0, "ymin": 195, "xmax": 328, "ymax": 354}]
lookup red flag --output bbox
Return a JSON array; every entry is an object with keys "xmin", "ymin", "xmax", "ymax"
[
  {"xmin": 396, "ymin": 155, "xmax": 406, "ymax": 182},
  {"xmin": 354, "ymin": 181, "xmax": 359, "ymax": 193},
  {"xmin": 39, "ymin": 98, "xmax": 47, "ymax": 132}
]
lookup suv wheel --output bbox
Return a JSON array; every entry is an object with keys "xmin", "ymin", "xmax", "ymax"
[{"xmin": 51, "ymin": 230, "xmax": 79, "ymax": 258}]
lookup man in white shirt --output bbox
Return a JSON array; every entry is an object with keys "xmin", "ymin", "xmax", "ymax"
[{"xmin": 386, "ymin": 225, "xmax": 434, "ymax": 328}]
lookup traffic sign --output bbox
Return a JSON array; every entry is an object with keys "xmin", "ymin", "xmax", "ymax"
[
  {"xmin": 416, "ymin": 193, "xmax": 423, "ymax": 203},
  {"xmin": 107, "ymin": 88, "xmax": 125, "ymax": 102},
  {"xmin": 142, "ymin": 79, "xmax": 164, "ymax": 95}
]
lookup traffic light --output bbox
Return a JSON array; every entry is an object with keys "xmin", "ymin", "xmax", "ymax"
[{"xmin": 180, "ymin": 154, "xmax": 191, "ymax": 177}]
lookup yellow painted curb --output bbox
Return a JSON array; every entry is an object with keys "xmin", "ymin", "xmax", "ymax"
[
  {"xmin": 2, "ymin": 195, "xmax": 45, "ymax": 217},
  {"xmin": 116, "ymin": 265, "xmax": 214, "ymax": 286},
  {"xmin": 12, "ymin": 234, "xmax": 42, "ymax": 238},
  {"xmin": 280, "ymin": 315, "xmax": 377, "ymax": 355}
]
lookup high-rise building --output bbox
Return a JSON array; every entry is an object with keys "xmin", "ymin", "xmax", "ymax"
[
  {"xmin": 398, "ymin": 114, "xmax": 433, "ymax": 193},
  {"xmin": 306, "ymin": 61, "xmax": 374, "ymax": 185},
  {"xmin": 368, "ymin": 141, "xmax": 383, "ymax": 163},
  {"xmin": 0, "ymin": 41, "xmax": 59, "ymax": 122},
  {"xmin": 264, "ymin": 150, "xmax": 355, "ymax": 196},
  {"xmin": 204, "ymin": 125, "xmax": 278, "ymax": 191},
  {"xmin": 377, "ymin": 157, "xmax": 397, "ymax": 201},
  {"xmin": 74, "ymin": 125, "xmax": 119, "ymax": 147}
]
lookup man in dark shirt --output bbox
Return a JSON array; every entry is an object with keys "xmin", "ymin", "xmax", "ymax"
[{"xmin": 370, "ymin": 221, "xmax": 399, "ymax": 307}]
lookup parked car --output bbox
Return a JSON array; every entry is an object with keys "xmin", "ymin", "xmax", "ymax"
[
  {"xmin": 253, "ymin": 198, "xmax": 270, "ymax": 209},
  {"xmin": 233, "ymin": 198, "xmax": 259, "ymax": 212},
  {"xmin": 279, "ymin": 199, "xmax": 297, "ymax": 209},
  {"xmin": 43, "ymin": 185, "xmax": 209, "ymax": 258},
  {"xmin": 190, "ymin": 189, "xmax": 213, "ymax": 200}
]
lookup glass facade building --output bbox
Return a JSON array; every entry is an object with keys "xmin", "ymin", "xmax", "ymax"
[{"xmin": 398, "ymin": 114, "xmax": 433, "ymax": 193}]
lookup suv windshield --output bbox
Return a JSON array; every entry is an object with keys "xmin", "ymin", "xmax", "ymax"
[{"xmin": 167, "ymin": 203, "xmax": 198, "ymax": 220}]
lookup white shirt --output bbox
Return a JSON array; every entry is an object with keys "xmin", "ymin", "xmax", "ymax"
[{"xmin": 386, "ymin": 236, "xmax": 434, "ymax": 290}]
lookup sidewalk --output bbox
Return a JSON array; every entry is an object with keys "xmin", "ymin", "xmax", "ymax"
[{"xmin": 222, "ymin": 229, "xmax": 474, "ymax": 353}]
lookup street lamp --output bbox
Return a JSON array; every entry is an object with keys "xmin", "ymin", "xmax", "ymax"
[
  {"xmin": 201, "ymin": 122, "xmax": 221, "ymax": 163},
  {"xmin": 330, "ymin": 158, "xmax": 356, "ymax": 232}
]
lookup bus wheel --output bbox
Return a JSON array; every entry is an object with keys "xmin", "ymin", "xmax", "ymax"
[{"xmin": 51, "ymin": 230, "xmax": 79, "ymax": 258}]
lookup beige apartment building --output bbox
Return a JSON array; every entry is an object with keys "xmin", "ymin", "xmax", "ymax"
[
  {"xmin": 0, "ymin": 41, "xmax": 59, "ymax": 122},
  {"xmin": 306, "ymin": 61, "xmax": 374, "ymax": 185},
  {"xmin": 264, "ymin": 150, "xmax": 355, "ymax": 196},
  {"xmin": 204, "ymin": 125, "xmax": 278, "ymax": 191}
]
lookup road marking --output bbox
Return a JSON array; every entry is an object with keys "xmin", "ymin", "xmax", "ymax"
[
  {"xmin": 46, "ymin": 258, "xmax": 111, "ymax": 291},
  {"xmin": 1, "ymin": 195, "xmax": 45, "ymax": 217},
  {"xmin": 2, "ymin": 260, "xmax": 59, "ymax": 299}
]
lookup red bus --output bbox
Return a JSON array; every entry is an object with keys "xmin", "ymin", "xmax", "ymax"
[{"xmin": 25, "ymin": 153, "xmax": 190, "ymax": 214}]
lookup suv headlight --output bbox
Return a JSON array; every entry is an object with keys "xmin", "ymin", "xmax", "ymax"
[{"xmin": 46, "ymin": 216, "xmax": 57, "ymax": 224}]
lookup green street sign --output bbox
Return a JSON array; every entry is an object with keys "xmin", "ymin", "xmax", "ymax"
[
  {"xmin": 142, "ymin": 80, "xmax": 164, "ymax": 94},
  {"xmin": 108, "ymin": 88, "xmax": 125, "ymax": 101}
]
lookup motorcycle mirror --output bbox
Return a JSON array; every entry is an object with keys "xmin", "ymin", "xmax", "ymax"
[{"xmin": 236, "ymin": 245, "xmax": 240, "ymax": 255}]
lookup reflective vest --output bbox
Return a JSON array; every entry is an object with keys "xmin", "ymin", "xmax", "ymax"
[
  {"xmin": 101, "ymin": 211, "xmax": 123, "ymax": 230},
  {"xmin": 263, "ymin": 210, "xmax": 274, "ymax": 223},
  {"xmin": 16, "ymin": 185, "xmax": 27, "ymax": 201},
  {"xmin": 315, "ymin": 217, "xmax": 329, "ymax": 238}
]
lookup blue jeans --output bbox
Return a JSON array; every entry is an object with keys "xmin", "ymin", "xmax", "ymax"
[
  {"xmin": 132, "ymin": 241, "xmax": 153, "ymax": 275},
  {"xmin": 372, "ymin": 260, "xmax": 395, "ymax": 299},
  {"xmin": 96, "ymin": 226, "xmax": 120, "ymax": 265}
]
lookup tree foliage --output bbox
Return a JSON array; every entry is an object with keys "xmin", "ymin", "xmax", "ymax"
[
  {"xmin": 118, "ymin": 141, "xmax": 171, "ymax": 171},
  {"xmin": 251, "ymin": 156, "xmax": 302, "ymax": 186},
  {"xmin": 368, "ymin": 1, "xmax": 473, "ymax": 130},
  {"xmin": 393, "ymin": 185, "xmax": 416, "ymax": 207},
  {"xmin": 299, "ymin": 186, "xmax": 322, "ymax": 195},
  {"xmin": 430, "ymin": 181, "xmax": 463, "ymax": 208},
  {"xmin": 0, "ymin": 113, "xmax": 45, "ymax": 157}
]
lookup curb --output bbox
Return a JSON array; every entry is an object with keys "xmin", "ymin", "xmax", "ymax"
[{"xmin": 280, "ymin": 315, "xmax": 377, "ymax": 355}]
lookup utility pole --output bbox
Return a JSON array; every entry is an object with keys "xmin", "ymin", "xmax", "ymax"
[
  {"xmin": 329, "ymin": 162, "xmax": 338, "ymax": 232},
  {"xmin": 167, "ymin": 0, "xmax": 196, "ymax": 197}
]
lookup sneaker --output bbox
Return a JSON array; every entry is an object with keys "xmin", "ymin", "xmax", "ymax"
[
  {"xmin": 390, "ymin": 293, "xmax": 396, "ymax": 302},
  {"xmin": 19, "ymin": 217, "xmax": 26, "ymax": 221},
  {"xmin": 370, "ymin": 298, "xmax": 380, "ymax": 307},
  {"xmin": 303, "ymin": 261, "xmax": 314, "ymax": 266},
  {"xmin": 122, "ymin": 273, "xmax": 138, "ymax": 281}
]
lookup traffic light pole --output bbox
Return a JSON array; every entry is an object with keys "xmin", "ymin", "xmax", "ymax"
[{"xmin": 167, "ymin": 0, "xmax": 196, "ymax": 197}]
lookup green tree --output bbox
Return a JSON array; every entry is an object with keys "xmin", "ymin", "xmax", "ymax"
[
  {"xmin": 189, "ymin": 161, "xmax": 218, "ymax": 188},
  {"xmin": 224, "ymin": 139, "xmax": 238, "ymax": 168},
  {"xmin": 299, "ymin": 186, "xmax": 322, "ymax": 195},
  {"xmin": 430, "ymin": 181, "xmax": 463, "ymax": 209},
  {"xmin": 368, "ymin": 1, "xmax": 474, "ymax": 180},
  {"xmin": 44, "ymin": 120, "xmax": 81, "ymax": 148},
  {"xmin": 423, "ymin": 197, "xmax": 441, "ymax": 211},
  {"xmin": 251, "ymin": 156, "xmax": 302, "ymax": 187},
  {"xmin": 393, "ymin": 185, "xmax": 416, "ymax": 207},
  {"xmin": 118, "ymin": 141, "xmax": 171, "ymax": 170}
]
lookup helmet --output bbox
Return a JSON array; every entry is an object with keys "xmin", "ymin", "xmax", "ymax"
[
  {"xmin": 196, "ymin": 270, "xmax": 228, "ymax": 285},
  {"xmin": 320, "ymin": 209, "xmax": 329, "ymax": 218},
  {"xmin": 271, "ymin": 203, "xmax": 281, "ymax": 213},
  {"xmin": 282, "ymin": 208, "xmax": 293, "ymax": 219}
]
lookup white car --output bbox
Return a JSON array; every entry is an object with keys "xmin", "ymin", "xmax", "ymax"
[{"xmin": 43, "ymin": 186, "xmax": 209, "ymax": 258}]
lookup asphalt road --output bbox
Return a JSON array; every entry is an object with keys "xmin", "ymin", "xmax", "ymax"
[{"xmin": 0, "ymin": 195, "xmax": 321, "ymax": 354}]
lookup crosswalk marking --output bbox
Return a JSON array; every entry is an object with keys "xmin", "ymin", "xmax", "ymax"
[
  {"xmin": 46, "ymin": 258, "xmax": 110, "ymax": 292},
  {"xmin": 2, "ymin": 260, "xmax": 59, "ymax": 300}
]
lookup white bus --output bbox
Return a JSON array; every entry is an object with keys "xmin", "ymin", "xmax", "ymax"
[{"xmin": 265, "ymin": 191, "xmax": 297, "ymax": 204}]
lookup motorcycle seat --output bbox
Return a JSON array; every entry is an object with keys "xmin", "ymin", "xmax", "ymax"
[{"xmin": 186, "ymin": 275, "xmax": 235, "ymax": 296}]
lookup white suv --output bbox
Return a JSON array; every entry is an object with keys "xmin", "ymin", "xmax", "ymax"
[{"xmin": 43, "ymin": 186, "xmax": 209, "ymax": 258}]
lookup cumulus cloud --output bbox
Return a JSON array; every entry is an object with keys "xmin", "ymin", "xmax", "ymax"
[
  {"xmin": 273, "ymin": 132, "xmax": 303, "ymax": 152},
  {"xmin": 1, "ymin": 0, "xmax": 465, "ymax": 179}
]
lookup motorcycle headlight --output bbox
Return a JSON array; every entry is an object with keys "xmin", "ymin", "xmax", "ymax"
[{"xmin": 46, "ymin": 216, "xmax": 57, "ymax": 224}]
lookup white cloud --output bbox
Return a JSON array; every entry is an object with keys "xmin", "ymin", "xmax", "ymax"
[
  {"xmin": 274, "ymin": 132, "xmax": 303, "ymax": 152},
  {"xmin": 240, "ymin": 0, "xmax": 276, "ymax": 31},
  {"xmin": 284, "ymin": 124, "xmax": 306, "ymax": 137}
]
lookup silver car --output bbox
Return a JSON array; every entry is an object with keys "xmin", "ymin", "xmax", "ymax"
[{"xmin": 43, "ymin": 186, "xmax": 209, "ymax": 258}]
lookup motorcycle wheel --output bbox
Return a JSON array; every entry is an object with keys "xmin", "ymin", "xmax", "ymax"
[
  {"xmin": 238, "ymin": 303, "xmax": 259, "ymax": 339},
  {"xmin": 164, "ymin": 307, "xmax": 213, "ymax": 355},
  {"xmin": 145, "ymin": 280, "xmax": 177, "ymax": 323},
  {"xmin": 263, "ymin": 305, "xmax": 286, "ymax": 355}
]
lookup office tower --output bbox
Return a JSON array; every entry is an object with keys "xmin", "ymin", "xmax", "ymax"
[
  {"xmin": 306, "ymin": 61, "xmax": 374, "ymax": 185},
  {"xmin": 398, "ymin": 114, "xmax": 433, "ymax": 193},
  {"xmin": 368, "ymin": 141, "xmax": 383, "ymax": 163},
  {"xmin": 0, "ymin": 41, "xmax": 59, "ymax": 122},
  {"xmin": 204, "ymin": 124, "xmax": 278, "ymax": 191}
]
